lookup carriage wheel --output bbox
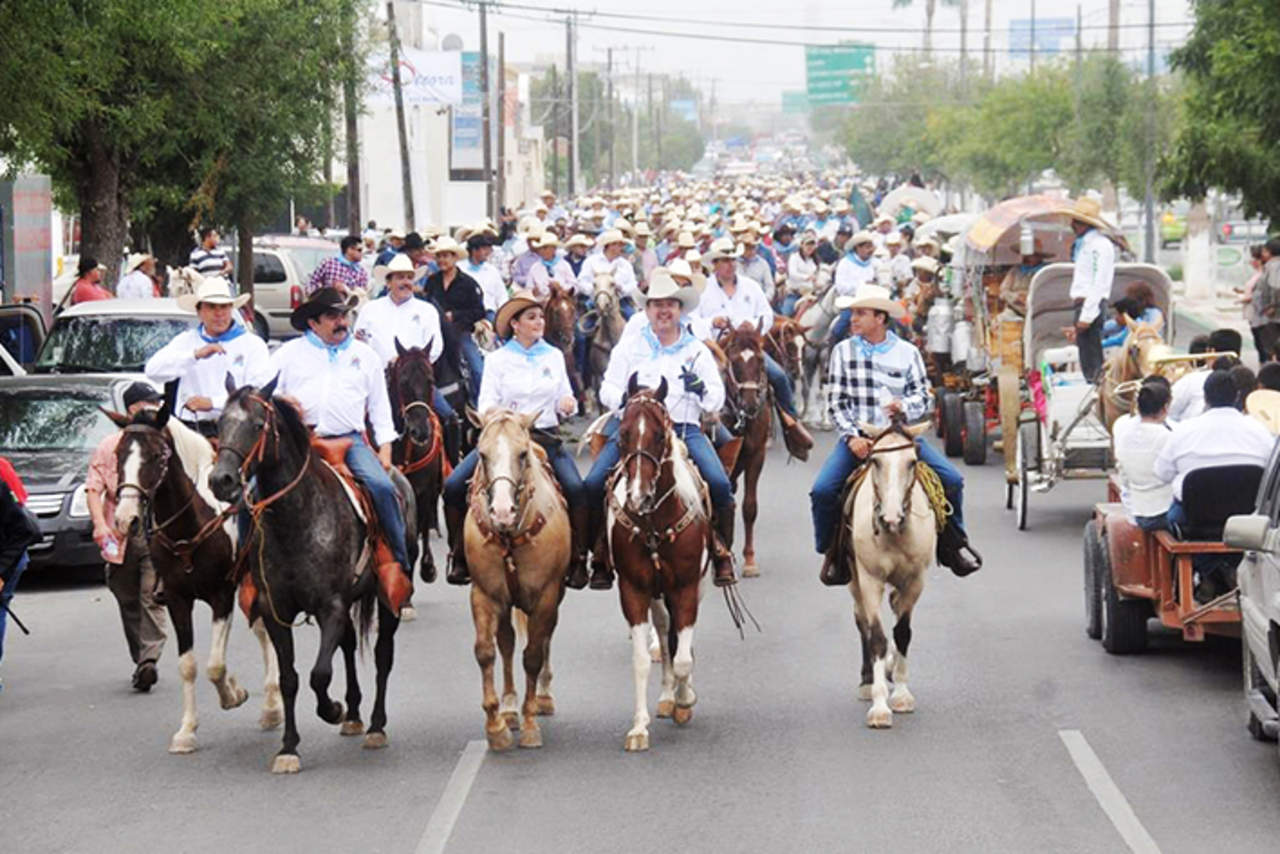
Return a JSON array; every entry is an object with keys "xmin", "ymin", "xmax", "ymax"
[
  {"xmin": 1099, "ymin": 536, "xmax": 1149, "ymax": 654},
  {"xmin": 1016, "ymin": 421, "xmax": 1037, "ymax": 531},
  {"xmin": 941, "ymin": 392, "xmax": 964, "ymax": 457},
  {"xmin": 962, "ymin": 400, "xmax": 987, "ymax": 465},
  {"xmin": 1083, "ymin": 519, "xmax": 1104, "ymax": 640}
]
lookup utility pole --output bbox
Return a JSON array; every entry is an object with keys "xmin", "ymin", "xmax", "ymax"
[
  {"xmin": 386, "ymin": 1, "xmax": 414, "ymax": 230},
  {"xmin": 983, "ymin": 0, "xmax": 993, "ymax": 78},
  {"xmin": 647, "ymin": 73, "xmax": 654, "ymax": 173},
  {"xmin": 1108, "ymin": 0, "xmax": 1120, "ymax": 51},
  {"xmin": 959, "ymin": 0, "xmax": 969, "ymax": 93},
  {"xmin": 1143, "ymin": 0, "xmax": 1156, "ymax": 263},
  {"xmin": 479, "ymin": 0, "xmax": 493, "ymax": 219},
  {"xmin": 496, "ymin": 30, "xmax": 505, "ymax": 217},
  {"xmin": 710, "ymin": 79, "xmax": 718, "ymax": 143},
  {"xmin": 340, "ymin": 10, "xmax": 361, "ymax": 234},
  {"xmin": 550, "ymin": 64, "xmax": 560, "ymax": 196},
  {"xmin": 658, "ymin": 76, "xmax": 667, "ymax": 168},
  {"xmin": 1029, "ymin": 0, "xmax": 1037, "ymax": 72},
  {"xmin": 566, "ymin": 14, "xmax": 578, "ymax": 197},
  {"xmin": 606, "ymin": 47, "xmax": 615, "ymax": 191}
]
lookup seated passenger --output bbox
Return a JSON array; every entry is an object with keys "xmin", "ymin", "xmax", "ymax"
[
  {"xmin": 1113, "ymin": 378, "xmax": 1174, "ymax": 531},
  {"xmin": 1101, "ymin": 281, "xmax": 1164, "ymax": 349},
  {"xmin": 1169, "ymin": 330, "xmax": 1242, "ymax": 422},
  {"xmin": 1258, "ymin": 362, "xmax": 1280, "ymax": 392}
]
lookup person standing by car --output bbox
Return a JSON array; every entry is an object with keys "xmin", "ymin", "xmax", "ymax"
[
  {"xmin": 306, "ymin": 235, "xmax": 368, "ymax": 297},
  {"xmin": 70, "ymin": 256, "xmax": 113, "ymax": 305},
  {"xmin": 86, "ymin": 382, "xmax": 170, "ymax": 693},
  {"xmin": 0, "ymin": 458, "xmax": 40, "ymax": 693},
  {"xmin": 117, "ymin": 254, "xmax": 158, "ymax": 300},
  {"xmin": 189, "ymin": 227, "xmax": 233, "ymax": 281},
  {"xmin": 144, "ymin": 278, "xmax": 272, "ymax": 437}
]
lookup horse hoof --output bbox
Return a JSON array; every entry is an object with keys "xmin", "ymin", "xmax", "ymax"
[
  {"xmin": 624, "ymin": 731, "xmax": 650, "ymax": 752},
  {"xmin": 656, "ymin": 700, "xmax": 675, "ymax": 718},
  {"xmin": 857, "ymin": 683, "xmax": 873, "ymax": 702},
  {"xmin": 536, "ymin": 695, "xmax": 556, "ymax": 716},
  {"xmin": 259, "ymin": 707, "xmax": 284, "ymax": 730},
  {"xmin": 742, "ymin": 562, "xmax": 760, "ymax": 578},
  {"xmin": 502, "ymin": 711, "xmax": 520, "ymax": 731},
  {"xmin": 518, "ymin": 725, "xmax": 543, "ymax": 749},
  {"xmin": 672, "ymin": 705, "xmax": 694, "ymax": 726},
  {"xmin": 399, "ymin": 606, "xmax": 417, "ymax": 622},
  {"xmin": 340, "ymin": 720, "xmax": 365, "ymax": 736},
  {"xmin": 866, "ymin": 706, "xmax": 893, "ymax": 729},
  {"xmin": 270, "ymin": 754, "xmax": 301, "ymax": 774},
  {"xmin": 168, "ymin": 734, "xmax": 197, "ymax": 754},
  {"xmin": 223, "ymin": 687, "xmax": 250, "ymax": 711},
  {"xmin": 650, "ymin": 647, "xmax": 663, "ymax": 663},
  {"xmin": 487, "ymin": 726, "xmax": 514, "ymax": 752},
  {"xmin": 363, "ymin": 731, "xmax": 388, "ymax": 750},
  {"xmin": 321, "ymin": 701, "xmax": 344, "ymax": 725},
  {"xmin": 889, "ymin": 689, "xmax": 915, "ymax": 714}
]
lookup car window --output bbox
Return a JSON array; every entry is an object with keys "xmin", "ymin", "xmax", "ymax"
[
  {"xmin": 33, "ymin": 316, "xmax": 196, "ymax": 373},
  {"xmin": 0, "ymin": 389, "xmax": 117, "ymax": 451},
  {"xmin": 254, "ymin": 253, "xmax": 288, "ymax": 284},
  {"xmin": 285, "ymin": 247, "xmax": 336, "ymax": 281}
]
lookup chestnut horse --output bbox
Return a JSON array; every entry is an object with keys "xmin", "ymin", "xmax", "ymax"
[
  {"xmin": 544, "ymin": 283, "xmax": 584, "ymax": 411},
  {"xmin": 1099, "ymin": 320, "xmax": 1169, "ymax": 430},
  {"xmin": 464, "ymin": 410, "xmax": 571, "ymax": 751},
  {"xmin": 110, "ymin": 406, "xmax": 283, "ymax": 754},
  {"xmin": 721, "ymin": 323, "xmax": 773, "ymax": 578},
  {"xmin": 608, "ymin": 378, "xmax": 712, "ymax": 751}
]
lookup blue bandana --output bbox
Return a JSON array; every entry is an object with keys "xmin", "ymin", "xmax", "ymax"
[
  {"xmin": 502, "ymin": 337, "xmax": 554, "ymax": 363},
  {"xmin": 853, "ymin": 331, "xmax": 899, "ymax": 360},
  {"xmin": 305, "ymin": 330, "xmax": 353, "ymax": 363},
  {"xmin": 541, "ymin": 257, "xmax": 558, "ymax": 274},
  {"xmin": 845, "ymin": 252, "xmax": 873, "ymax": 267},
  {"xmin": 1019, "ymin": 263, "xmax": 1045, "ymax": 276},
  {"xmin": 198, "ymin": 323, "xmax": 246, "ymax": 344},
  {"xmin": 641, "ymin": 323, "xmax": 695, "ymax": 356},
  {"xmin": 338, "ymin": 256, "xmax": 362, "ymax": 270},
  {"xmin": 1071, "ymin": 227, "xmax": 1095, "ymax": 262}
]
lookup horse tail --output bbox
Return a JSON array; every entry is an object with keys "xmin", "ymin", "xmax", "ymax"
[{"xmin": 354, "ymin": 580, "xmax": 378, "ymax": 649}]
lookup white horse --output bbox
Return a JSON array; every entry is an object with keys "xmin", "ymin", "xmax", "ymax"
[
  {"xmin": 166, "ymin": 266, "xmax": 204, "ymax": 299},
  {"xmin": 796, "ymin": 275, "xmax": 838, "ymax": 426},
  {"xmin": 844, "ymin": 419, "xmax": 937, "ymax": 728}
]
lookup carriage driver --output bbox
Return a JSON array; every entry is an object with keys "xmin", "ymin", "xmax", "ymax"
[
  {"xmin": 810, "ymin": 285, "xmax": 982, "ymax": 585},
  {"xmin": 585, "ymin": 270, "xmax": 737, "ymax": 589},
  {"xmin": 268, "ymin": 287, "xmax": 411, "ymax": 579}
]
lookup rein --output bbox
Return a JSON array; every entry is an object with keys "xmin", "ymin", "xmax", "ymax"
[
  {"xmin": 723, "ymin": 341, "xmax": 769, "ymax": 428},
  {"xmin": 397, "ymin": 401, "xmax": 446, "ymax": 475},
  {"xmin": 466, "ymin": 423, "xmax": 549, "ymax": 592}
]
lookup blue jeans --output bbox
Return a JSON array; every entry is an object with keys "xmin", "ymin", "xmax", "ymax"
[
  {"xmin": 460, "ymin": 336, "xmax": 485, "ymax": 400},
  {"xmin": 830, "ymin": 308, "xmax": 852, "ymax": 343},
  {"xmin": 1135, "ymin": 512, "xmax": 1170, "ymax": 532},
  {"xmin": 444, "ymin": 441, "xmax": 585, "ymax": 509},
  {"xmin": 585, "ymin": 421, "xmax": 733, "ymax": 511},
  {"xmin": 619, "ymin": 297, "xmax": 636, "ymax": 320},
  {"xmin": 432, "ymin": 387, "xmax": 455, "ymax": 420},
  {"xmin": 781, "ymin": 292, "xmax": 800, "ymax": 317},
  {"xmin": 810, "ymin": 437, "xmax": 964, "ymax": 553},
  {"xmin": 0, "ymin": 552, "xmax": 28, "ymax": 665},
  {"xmin": 764, "ymin": 352, "xmax": 797, "ymax": 416},
  {"xmin": 341, "ymin": 433, "xmax": 410, "ymax": 570}
]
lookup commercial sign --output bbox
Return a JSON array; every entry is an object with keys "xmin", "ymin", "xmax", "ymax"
[
  {"xmin": 368, "ymin": 47, "xmax": 463, "ymax": 106},
  {"xmin": 450, "ymin": 51, "xmax": 486, "ymax": 175},
  {"xmin": 669, "ymin": 98, "xmax": 699, "ymax": 124},
  {"xmin": 805, "ymin": 43, "xmax": 875, "ymax": 106}
]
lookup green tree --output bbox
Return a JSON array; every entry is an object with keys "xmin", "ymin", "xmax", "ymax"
[{"xmin": 1058, "ymin": 55, "xmax": 1134, "ymax": 193}]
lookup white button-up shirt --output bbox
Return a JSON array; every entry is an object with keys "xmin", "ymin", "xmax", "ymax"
[
  {"xmin": 463, "ymin": 259, "xmax": 508, "ymax": 313},
  {"xmin": 787, "ymin": 252, "xmax": 819, "ymax": 294},
  {"xmin": 352, "ymin": 294, "xmax": 444, "ymax": 367},
  {"xmin": 1069, "ymin": 228, "xmax": 1116, "ymax": 324},
  {"xmin": 600, "ymin": 325, "xmax": 724, "ymax": 426},
  {"xmin": 1168, "ymin": 370, "xmax": 1209, "ymax": 423},
  {"xmin": 1153, "ymin": 406, "xmax": 1275, "ymax": 500},
  {"xmin": 834, "ymin": 254, "xmax": 876, "ymax": 296},
  {"xmin": 577, "ymin": 254, "xmax": 639, "ymax": 299},
  {"xmin": 527, "ymin": 257, "xmax": 577, "ymax": 300},
  {"xmin": 619, "ymin": 311, "xmax": 711, "ymax": 347},
  {"xmin": 695, "ymin": 275, "xmax": 773, "ymax": 332},
  {"xmin": 145, "ymin": 326, "xmax": 273, "ymax": 422},
  {"xmin": 1114, "ymin": 418, "xmax": 1175, "ymax": 518},
  {"xmin": 270, "ymin": 335, "xmax": 397, "ymax": 447},
  {"xmin": 117, "ymin": 270, "xmax": 155, "ymax": 300},
  {"xmin": 477, "ymin": 340, "xmax": 573, "ymax": 429}
]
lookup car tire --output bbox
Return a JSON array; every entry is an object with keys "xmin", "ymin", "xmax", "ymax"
[
  {"xmin": 962, "ymin": 400, "xmax": 986, "ymax": 465},
  {"xmin": 1244, "ymin": 640, "xmax": 1277, "ymax": 742},
  {"xmin": 253, "ymin": 312, "xmax": 270, "ymax": 341},
  {"xmin": 1100, "ymin": 538, "xmax": 1148, "ymax": 655},
  {"xmin": 942, "ymin": 392, "xmax": 964, "ymax": 458},
  {"xmin": 1084, "ymin": 519, "xmax": 1103, "ymax": 640}
]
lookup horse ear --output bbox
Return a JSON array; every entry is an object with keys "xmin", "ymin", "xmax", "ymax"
[
  {"xmin": 153, "ymin": 403, "xmax": 171, "ymax": 431},
  {"xmin": 225, "ymin": 372, "xmax": 238, "ymax": 396},
  {"xmin": 519, "ymin": 411, "xmax": 540, "ymax": 432},
  {"xmin": 656, "ymin": 376, "xmax": 669, "ymax": 402},
  {"xmin": 260, "ymin": 374, "xmax": 279, "ymax": 399},
  {"xmin": 904, "ymin": 421, "xmax": 930, "ymax": 438},
  {"xmin": 859, "ymin": 422, "xmax": 887, "ymax": 441},
  {"xmin": 102, "ymin": 407, "xmax": 131, "ymax": 429},
  {"xmin": 798, "ymin": 324, "xmax": 813, "ymax": 334},
  {"xmin": 395, "ymin": 337, "xmax": 407, "ymax": 358},
  {"xmin": 465, "ymin": 406, "xmax": 484, "ymax": 429},
  {"xmin": 627, "ymin": 372, "xmax": 640, "ymax": 399}
]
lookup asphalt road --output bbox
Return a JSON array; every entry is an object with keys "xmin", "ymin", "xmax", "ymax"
[{"xmin": 4, "ymin": 418, "xmax": 1280, "ymax": 854}]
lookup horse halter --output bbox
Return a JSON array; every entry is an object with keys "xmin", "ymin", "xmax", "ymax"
[
  {"xmin": 617, "ymin": 396, "xmax": 675, "ymax": 512},
  {"xmin": 725, "ymin": 344, "xmax": 766, "ymax": 422},
  {"xmin": 115, "ymin": 424, "xmax": 175, "ymax": 531},
  {"xmin": 216, "ymin": 393, "xmax": 275, "ymax": 481},
  {"xmin": 867, "ymin": 438, "xmax": 919, "ymax": 534}
]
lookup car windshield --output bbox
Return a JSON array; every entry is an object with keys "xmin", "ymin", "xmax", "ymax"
[
  {"xmin": 0, "ymin": 389, "xmax": 117, "ymax": 451},
  {"xmin": 33, "ymin": 316, "xmax": 196, "ymax": 373}
]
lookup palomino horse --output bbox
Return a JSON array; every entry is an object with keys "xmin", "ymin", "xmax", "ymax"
[
  {"xmin": 544, "ymin": 283, "xmax": 584, "ymax": 410},
  {"xmin": 585, "ymin": 277, "xmax": 626, "ymax": 413},
  {"xmin": 721, "ymin": 323, "xmax": 773, "ymax": 578},
  {"xmin": 841, "ymin": 418, "xmax": 937, "ymax": 729},
  {"xmin": 795, "ymin": 283, "xmax": 839, "ymax": 424},
  {"xmin": 608, "ymin": 378, "xmax": 712, "ymax": 751},
  {"xmin": 109, "ymin": 405, "xmax": 283, "ymax": 754},
  {"xmin": 210, "ymin": 379, "xmax": 417, "ymax": 773},
  {"xmin": 1099, "ymin": 320, "xmax": 1169, "ymax": 430},
  {"xmin": 464, "ymin": 410, "xmax": 571, "ymax": 751},
  {"xmin": 387, "ymin": 339, "xmax": 446, "ymax": 596}
]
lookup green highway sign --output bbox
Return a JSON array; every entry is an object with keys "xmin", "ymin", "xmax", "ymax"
[{"xmin": 805, "ymin": 43, "xmax": 875, "ymax": 105}]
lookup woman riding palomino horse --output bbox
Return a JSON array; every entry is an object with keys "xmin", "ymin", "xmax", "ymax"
[
  {"xmin": 109, "ymin": 404, "xmax": 283, "ymax": 754},
  {"xmin": 720, "ymin": 322, "xmax": 773, "ymax": 578},
  {"xmin": 443, "ymin": 290, "xmax": 590, "ymax": 590}
]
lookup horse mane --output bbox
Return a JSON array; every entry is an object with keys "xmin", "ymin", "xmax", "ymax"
[
  {"xmin": 165, "ymin": 417, "xmax": 216, "ymax": 487},
  {"xmin": 269, "ymin": 394, "xmax": 313, "ymax": 451}
]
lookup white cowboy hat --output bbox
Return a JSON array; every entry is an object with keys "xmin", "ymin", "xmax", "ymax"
[
  {"xmin": 176, "ymin": 276, "xmax": 251, "ymax": 313},
  {"xmin": 884, "ymin": 231, "xmax": 904, "ymax": 246},
  {"xmin": 596, "ymin": 228, "xmax": 627, "ymax": 248},
  {"xmin": 666, "ymin": 257, "xmax": 707, "ymax": 294},
  {"xmin": 494, "ymin": 288, "xmax": 544, "ymax": 339},
  {"xmin": 564, "ymin": 233, "xmax": 593, "ymax": 250},
  {"xmin": 676, "ymin": 231, "xmax": 697, "ymax": 249},
  {"xmin": 533, "ymin": 232, "xmax": 560, "ymax": 250},
  {"xmin": 637, "ymin": 268, "xmax": 699, "ymax": 313},
  {"xmin": 430, "ymin": 235, "xmax": 464, "ymax": 257},
  {"xmin": 634, "ymin": 221, "xmax": 653, "ymax": 238},
  {"xmin": 844, "ymin": 230, "xmax": 876, "ymax": 252},
  {"xmin": 124, "ymin": 252, "xmax": 153, "ymax": 273},
  {"xmin": 873, "ymin": 213, "xmax": 894, "ymax": 227},
  {"xmin": 834, "ymin": 284, "xmax": 907, "ymax": 321},
  {"xmin": 385, "ymin": 227, "xmax": 406, "ymax": 240},
  {"xmin": 705, "ymin": 236, "xmax": 741, "ymax": 263},
  {"xmin": 374, "ymin": 252, "xmax": 416, "ymax": 286},
  {"xmin": 911, "ymin": 256, "xmax": 941, "ymax": 275}
]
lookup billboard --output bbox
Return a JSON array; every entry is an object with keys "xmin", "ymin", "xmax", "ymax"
[
  {"xmin": 450, "ymin": 51, "xmax": 486, "ymax": 175},
  {"xmin": 368, "ymin": 47, "xmax": 463, "ymax": 106},
  {"xmin": 1009, "ymin": 18, "xmax": 1076, "ymax": 59},
  {"xmin": 805, "ymin": 43, "xmax": 875, "ymax": 106}
]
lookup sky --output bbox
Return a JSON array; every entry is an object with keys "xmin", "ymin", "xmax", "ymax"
[{"xmin": 407, "ymin": 0, "xmax": 1196, "ymax": 107}]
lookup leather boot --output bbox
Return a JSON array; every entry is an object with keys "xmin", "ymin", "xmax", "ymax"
[
  {"xmin": 778, "ymin": 409, "xmax": 814, "ymax": 461},
  {"xmin": 936, "ymin": 520, "xmax": 982, "ymax": 577},
  {"xmin": 565, "ymin": 504, "xmax": 590, "ymax": 590},
  {"xmin": 818, "ymin": 546, "xmax": 852, "ymax": 586},
  {"xmin": 444, "ymin": 504, "xmax": 471, "ymax": 585},
  {"xmin": 587, "ymin": 503, "xmax": 613, "ymax": 589},
  {"xmin": 443, "ymin": 416, "xmax": 462, "ymax": 468},
  {"xmin": 712, "ymin": 509, "xmax": 737, "ymax": 587}
]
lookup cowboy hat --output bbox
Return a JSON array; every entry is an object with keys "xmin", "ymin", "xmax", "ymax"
[
  {"xmin": 533, "ymin": 232, "xmax": 560, "ymax": 250},
  {"xmin": 634, "ymin": 221, "xmax": 653, "ymax": 238},
  {"xmin": 666, "ymin": 257, "xmax": 707, "ymax": 294},
  {"xmin": 1060, "ymin": 196, "xmax": 1113, "ymax": 230},
  {"xmin": 596, "ymin": 228, "xmax": 627, "ymax": 248},
  {"xmin": 911, "ymin": 256, "xmax": 941, "ymax": 275},
  {"xmin": 564, "ymin": 233, "xmax": 593, "ymax": 250},
  {"xmin": 176, "ymin": 276, "xmax": 251, "ymax": 313},
  {"xmin": 737, "ymin": 229, "xmax": 760, "ymax": 246},
  {"xmin": 873, "ymin": 213, "xmax": 894, "ymax": 228},
  {"xmin": 637, "ymin": 268, "xmax": 699, "ymax": 312},
  {"xmin": 385, "ymin": 227, "xmax": 406, "ymax": 240},
  {"xmin": 125, "ymin": 252, "xmax": 153, "ymax": 273},
  {"xmin": 844, "ymin": 230, "xmax": 876, "ymax": 252},
  {"xmin": 675, "ymin": 231, "xmax": 697, "ymax": 250},
  {"xmin": 705, "ymin": 237, "xmax": 742, "ymax": 263},
  {"xmin": 373, "ymin": 252, "xmax": 417, "ymax": 286},
  {"xmin": 431, "ymin": 235, "xmax": 464, "ymax": 257},
  {"xmin": 834, "ymin": 284, "xmax": 908, "ymax": 320},
  {"xmin": 494, "ymin": 289, "xmax": 544, "ymax": 339},
  {"xmin": 1247, "ymin": 389, "xmax": 1280, "ymax": 436},
  {"xmin": 289, "ymin": 286, "xmax": 360, "ymax": 332}
]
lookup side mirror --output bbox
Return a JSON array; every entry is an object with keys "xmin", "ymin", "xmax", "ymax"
[{"xmin": 1224, "ymin": 514, "xmax": 1277, "ymax": 553}]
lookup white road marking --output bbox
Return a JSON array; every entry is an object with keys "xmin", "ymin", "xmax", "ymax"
[
  {"xmin": 1058, "ymin": 730, "xmax": 1161, "ymax": 854},
  {"xmin": 415, "ymin": 740, "xmax": 487, "ymax": 854}
]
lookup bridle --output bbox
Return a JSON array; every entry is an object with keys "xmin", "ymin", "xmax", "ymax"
[
  {"xmin": 390, "ymin": 354, "xmax": 446, "ymax": 475},
  {"xmin": 866, "ymin": 437, "xmax": 919, "ymax": 535},
  {"xmin": 467, "ymin": 417, "xmax": 548, "ymax": 582},
  {"xmin": 217, "ymin": 393, "xmax": 312, "ymax": 518},
  {"xmin": 723, "ymin": 339, "xmax": 768, "ymax": 426}
]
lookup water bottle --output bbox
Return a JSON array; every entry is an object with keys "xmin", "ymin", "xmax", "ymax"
[{"xmin": 103, "ymin": 534, "xmax": 120, "ymax": 560}]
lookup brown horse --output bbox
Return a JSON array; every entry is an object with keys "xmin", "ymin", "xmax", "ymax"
[
  {"xmin": 464, "ymin": 409, "xmax": 571, "ymax": 751},
  {"xmin": 544, "ymin": 283, "xmax": 584, "ymax": 411},
  {"xmin": 764, "ymin": 316, "xmax": 809, "ymax": 392},
  {"xmin": 585, "ymin": 276, "xmax": 626, "ymax": 413},
  {"xmin": 1099, "ymin": 320, "xmax": 1169, "ymax": 430},
  {"xmin": 608, "ymin": 378, "xmax": 712, "ymax": 751},
  {"xmin": 721, "ymin": 323, "xmax": 773, "ymax": 578}
]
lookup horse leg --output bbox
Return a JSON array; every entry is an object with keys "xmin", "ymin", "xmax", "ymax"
[
  {"xmin": 497, "ymin": 609, "xmax": 519, "ymax": 730},
  {"xmin": 309, "ymin": 601, "xmax": 348, "ymax": 726},
  {"xmin": 652, "ymin": 599, "xmax": 676, "ymax": 719},
  {"xmin": 854, "ymin": 609, "xmax": 874, "ymax": 702},
  {"xmin": 262, "ymin": 619, "xmax": 301, "ymax": 773},
  {"xmin": 519, "ymin": 588, "xmax": 560, "ymax": 749},
  {"xmin": 854, "ymin": 571, "xmax": 893, "ymax": 729},
  {"xmin": 741, "ymin": 451, "xmax": 764, "ymax": 577},
  {"xmin": 207, "ymin": 595, "xmax": 249, "ymax": 711},
  {"xmin": 888, "ymin": 580, "xmax": 923, "ymax": 714},
  {"xmin": 338, "ymin": 617, "xmax": 364, "ymax": 736},
  {"xmin": 167, "ymin": 596, "xmax": 200, "ymax": 754},
  {"xmin": 669, "ymin": 585, "xmax": 698, "ymax": 726},
  {"xmin": 535, "ymin": 622, "xmax": 556, "ymax": 716},
  {"xmin": 471, "ymin": 586, "xmax": 511, "ymax": 751},
  {"xmin": 416, "ymin": 483, "xmax": 436, "ymax": 586},
  {"xmin": 621, "ymin": 578, "xmax": 653, "ymax": 752},
  {"xmin": 364, "ymin": 601, "xmax": 399, "ymax": 749},
  {"xmin": 251, "ymin": 616, "xmax": 284, "ymax": 730}
]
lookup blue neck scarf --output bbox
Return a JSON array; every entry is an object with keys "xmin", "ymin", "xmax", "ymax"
[
  {"xmin": 338, "ymin": 255, "xmax": 361, "ymax": 270},
  {"xmin": 853, "ymin": 331, "xmax": 899, "ymax": 359},
  {"xmin": 198, "ymin": 323, "xmax": 246, "ymax": 344},
  {"xmin": 503, "ymin": 337, "xmax": 554, "ymax": 363},
  {"xmin": 541, "ymin": 257, "xmax": 558, "ymax": 273},
  {"xmin": 845, "ymin": 252, "xmax": 872, "ymax": 268},
  {"xmin": 1019, "ymin": 263, "xmax": 1045, "ymax": 276},
  {"xmin": 305, "ymin": 329, "xmax": 353, "ymax": 363},
  {"xmin": 642, "ymin": 323, "xmax": 695, "ymax": 356}
]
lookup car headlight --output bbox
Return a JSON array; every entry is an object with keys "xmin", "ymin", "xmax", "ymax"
[{"xmin": 69, "ymin": 484, "xmax": 90, "ymax": 518}]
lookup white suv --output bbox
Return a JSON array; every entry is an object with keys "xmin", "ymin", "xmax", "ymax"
[{"xmin": 229, "ymin": 235, "xmax": 338, "ymax": 339}]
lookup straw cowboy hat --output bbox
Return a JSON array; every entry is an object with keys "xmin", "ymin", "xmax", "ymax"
[
  {"xmin": 911, "ymin": 256, "xmax": 942, "ymax": 276},
  {"xmin": 675, "ymin": 231, "xmax": 697, "ymax": 250},
  {"xmin": 666, "ymin": 257, "xmax": 707, "ymax": 294},
  {"xmin": 430, "ymin": 235, "xmax": 464, "ymax": 257},
  {"xmin": 373, "ymin": 251, "xmax": 416, "ymax": 286},
  {"xmin": 884, "ymin": 231, "xmax": 904, "ymax": 246},
  {"xmin": 289, "ymin": 286, "xmax": 360, "ymax": 332},
  {"xmin": 634, "ymin": 221, "xmax": 653, "ymax": 238},
  {"xmin": 596, "ymin": 228, "xmax": 627, "ymax": 248},
  {"xmin": 176, "ymin": 276, "xmax": 251, "ymax": 313},
  {"xmin": 125, "ymin": 252, "xmax": 153, "ymax": 273},
  {"xmin": 494, "ymin": 289, "xmax": 543, "ymax": 339},
  {"xmin": 845, "ymin": 230, "xmax": 876, "ymax": 252},
  {"xmin": 637, "ymin": 268, "xmax": 699, "ymax": 312},
  {"xmin": 533, "ymin": 232, "xmax": 560, "ymax": 250},
  {"xmin": 564, "ymin": 233, "xmax": 593, "ymax": 251},
  {"xmin": 1247, "ymin": 390, "xmax": 1280, "ymax": 436},
  {"xmin": 834, "ymin": 284, "xmax": 908, "ymax": 321},
  {"xmin": 1061, "ymin": 197, "xmax": 1113, "ymax": 230},
  {"xmin": 705, "ymin": 237, "xmax": 742, "ymax": 263}
]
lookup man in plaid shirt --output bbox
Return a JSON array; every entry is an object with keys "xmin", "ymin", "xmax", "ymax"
[
  {"xmin": 810, "ymin": 284, "xmax": 981, "ymax": 585},
  {"xmin": 306, "ymin": 235, "xmax": 369, "ymax": 296}
]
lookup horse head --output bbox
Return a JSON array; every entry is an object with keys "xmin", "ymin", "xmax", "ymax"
[
  {"xmin": 594, "ymin": 278, "xmax": 618, "ymax": 317},
  {"xmin": 474, "ymin": 408, "xmax": 539, "ymax": 532},
  {"xmin": 544, "ymin": 286, "xmax": 577, "ymax": 348},
  {"xmin": 1125, "ymin": 321, "xmax": 1169, "ymax": 377},
  {"xmin": 104, "ymin": 403, "xmax": 173, "ymax": 537},
  {"xmin": 618, "ymin": 376, "xmax": 672, "ymax": 516},
  {"xmin": 390, "ymin": 339, "xmax": 437, "ymax": 445},
  {"xmin": 210, "ymin": 374, "xmax": 280, "ymax": 503},
  {"xmin": 859, "ymin": 419, "xmax": 929, "ymax": 536},
  {"xmin": 724, "ymin": 322, "xmax": 768, "ymax": 419}
]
